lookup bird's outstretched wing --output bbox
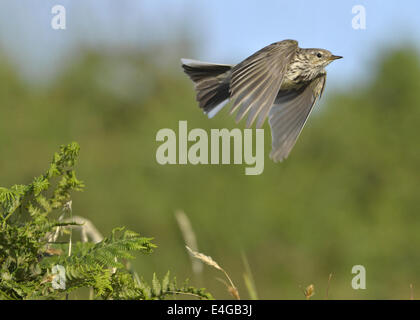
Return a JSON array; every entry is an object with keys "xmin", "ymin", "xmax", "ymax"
[
  {"xmin": 229, "ymin": 40, "xmax": 299, "ymax": 129},
  {"xmin": 268, "ymin": 74, "xmax": 326, "ymax": 162}
]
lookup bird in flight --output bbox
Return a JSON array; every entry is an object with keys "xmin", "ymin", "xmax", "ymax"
[{"xmin": 181, "ymin": 40, "xmax": 342, "ymax": 162}]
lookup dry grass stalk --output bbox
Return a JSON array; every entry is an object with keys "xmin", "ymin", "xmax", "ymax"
[
  {"xmin": 46, "ymin": 208, "xmax": 104, "ymax": 300},
  {"xmin": 44, "ymin": 248, "xmax": 63, "ymax": 256},
  {"xmin": 215, "ymin": 277, "xmax": 240, "ymax": 300},
  {"xmin": 326, "ymin": 273, "xmax": 333, "ymax": 299},
  {"xmin": 65, "ymin": 215, "xmax": 104, "ymax": 243},
  {"xmin": 175, "ymin": 210, "xmax": 203, "ymax": 275},
  {"xmin": 186, "ymin": 246, "xmax": 222, "ymax": 271},
  {"xmin": 186, "ymin": 246, "xmax": 240, "ymax": 300},
  {"xmin": 302, "ymin": 284, "xmax": 315, "ymax": 300}
]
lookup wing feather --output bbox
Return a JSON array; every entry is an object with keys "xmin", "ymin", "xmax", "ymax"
[
  {"xmin": 234, "ymin": 75, "xmax": 274, "ymax": 123},
  {"xmin": 229, "ymin": 40, "xmax": 298, "ymax": 128},
  {"xmin": 269, "ymin": 75, "xmax": 326, "ymax": 162}
]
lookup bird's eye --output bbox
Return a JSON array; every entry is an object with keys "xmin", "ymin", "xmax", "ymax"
[{"xmin": 317, "ymin": 53, "xmax": 322, "ymax": 58}]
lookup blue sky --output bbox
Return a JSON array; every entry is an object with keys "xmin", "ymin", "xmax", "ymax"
[{"xmin": 0, "ymin": 0, "xmax": 419, "ymax": 86}]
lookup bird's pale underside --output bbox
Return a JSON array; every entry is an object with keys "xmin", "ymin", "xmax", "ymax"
[{"xmin": 181, "ymin": 40, "xmax": 342, "ymax": 162}]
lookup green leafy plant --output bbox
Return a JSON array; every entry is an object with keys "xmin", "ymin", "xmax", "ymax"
[{"xmin": 0, "ymin": 142, "xmax": 211, "ymax": 300}]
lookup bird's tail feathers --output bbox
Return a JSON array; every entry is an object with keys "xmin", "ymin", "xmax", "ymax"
[{"xmin": 181, "ymin": 59, "xmax": 232, "ymax": 117}]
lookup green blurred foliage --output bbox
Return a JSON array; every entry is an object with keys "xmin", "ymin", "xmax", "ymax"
[{"xmin": 1, "ymin": 43, "xmax": 420, "ymax": 299}]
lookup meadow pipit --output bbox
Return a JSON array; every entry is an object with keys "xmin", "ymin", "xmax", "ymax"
[{"xmin": 181, "ymin": 40, "xmax": 342, "ymax": 162}]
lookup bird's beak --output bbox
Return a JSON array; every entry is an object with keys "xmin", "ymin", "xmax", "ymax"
[{"xmin": 329, "ymin": 55, "xmax": 343, "ymax": 61}]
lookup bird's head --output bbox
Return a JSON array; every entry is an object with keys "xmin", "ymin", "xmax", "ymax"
[
  {"xmin": 292, "ymin": 48, "xmax": 342, "ymax": 81},
  {"xmin": 303, "ymin": 48, "xmax": 343, "ymax": 69}
]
